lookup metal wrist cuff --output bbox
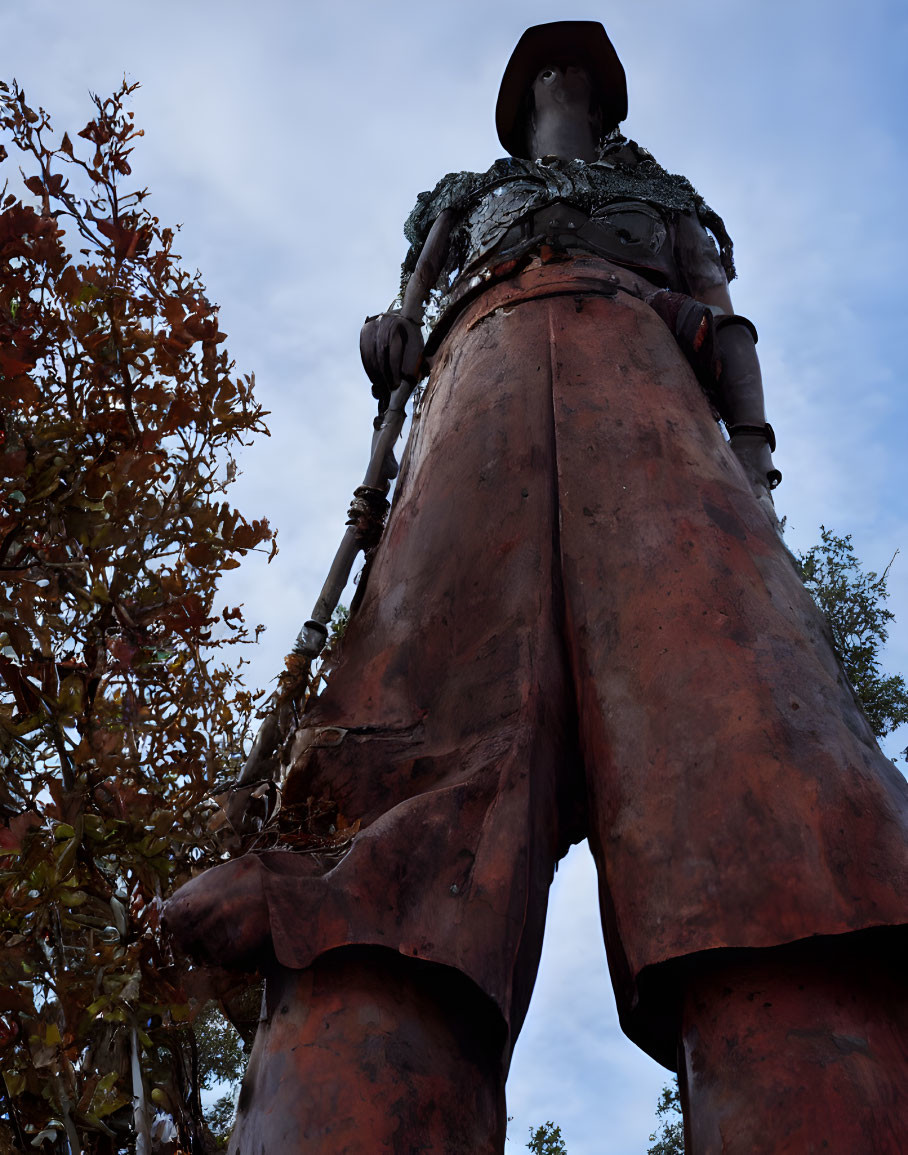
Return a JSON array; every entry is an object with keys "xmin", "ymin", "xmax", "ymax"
[
  {"xmin": 714, "ymin": 312, "xmax": 759, "ymax": 344},
  {"xmin": 346, "ymin": 485, "xmax": 391, "ymax": 550},
  {"xmin": 727, "ymin": 421, "xmax": 776, "ymax": 453}
]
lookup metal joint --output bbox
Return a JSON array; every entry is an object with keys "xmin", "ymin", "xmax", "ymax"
[
  {"xmin": 714, "ymin": 312, "xmax": 759, "ymax": 345},
  {"xmin": 727, "ymin": 422, "xmax": 776, "ymax": 453},
  {"xmin": 295, "ymin": 620, "xmax": 329, "ymax": 658},
  {"xmin": 346, "ymin": 485, "xmax": 391, "ymax": 550}
]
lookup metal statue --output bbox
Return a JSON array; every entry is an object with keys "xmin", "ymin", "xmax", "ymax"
[{"xmin": 167, "ymin": 22, "xmax": 908, "ymax": 1153}]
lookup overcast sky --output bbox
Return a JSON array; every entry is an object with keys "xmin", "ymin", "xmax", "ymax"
[{"xmin": 7, "ymin": 1, "xmax": 908, "ymax": 1151}]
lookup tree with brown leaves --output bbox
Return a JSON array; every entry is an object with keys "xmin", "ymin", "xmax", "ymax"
[{"xmin": 0, "ymin": 78, "xmax": 273, "ymax": 1152}]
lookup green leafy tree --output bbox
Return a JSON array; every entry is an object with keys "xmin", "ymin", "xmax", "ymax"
[
  {"xmin": 647, "ymin": 1081, "xmax": 684, "ymax": 1155},
  {"xmin": 528, "ymin": 1120, "xmax": 568, "ymax": 1154},
  {"xmin": 202, "ymin": 1092, "xmax": 237, "ymax": 1150},
  {"xmin": 191, "ymin": 998, "xmax": 256, "ymax": 1147},
  {"xmin": 0, "ymin": 79, "xmax": 273, "ymax": 1151},
  {"xmin": 797, "ymin": 526, "xmax": 908, "ymax": 743}
]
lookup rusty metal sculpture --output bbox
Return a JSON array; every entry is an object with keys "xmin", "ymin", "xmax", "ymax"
[{"xmin": 167, "ymin": 22, "xmax": 908, "ymax": 1153}]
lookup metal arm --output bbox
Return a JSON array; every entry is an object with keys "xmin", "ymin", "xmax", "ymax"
[{"xmin": 297, "ymin": 207, "xmax": 456, "ymax": 657}]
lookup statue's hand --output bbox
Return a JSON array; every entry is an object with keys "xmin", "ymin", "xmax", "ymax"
[
  {"xmin": 164, "ymin": 855, "xmax": 271, "ymax": 972},
  {"xmin": 360, "ymin": 312, "xmax": 424, "ymax": 401}
]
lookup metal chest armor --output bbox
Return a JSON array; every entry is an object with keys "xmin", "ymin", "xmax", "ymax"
[{"xmin": 460, "ymin": 167, "xmax": 677, "ymax": 289}]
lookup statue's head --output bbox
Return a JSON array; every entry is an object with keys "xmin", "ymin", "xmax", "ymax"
[{"xmin": 496, "ymin": 21, "xmax": 627, "ymax": 160}]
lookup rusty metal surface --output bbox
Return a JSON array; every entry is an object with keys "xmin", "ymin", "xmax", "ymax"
[
  {"xmin": 226, "ymin": 950, "xmax": 506, "ymax": 1154},
  {"xmin": 680, "ymin": 936, "xmax": 908, "ymax": 1153},
  {"xmin": 163, "ymin": 27, "xmax": 908, "ymax": 1146},
  {"xmin": 240, "ymin": 256, "xmax": 908, "ymax": 1067}
]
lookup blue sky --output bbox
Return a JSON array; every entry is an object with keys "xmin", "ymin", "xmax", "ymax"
[{"xmin": 7, "ymin": 1, "xmax": 908, "ymax": 1150}]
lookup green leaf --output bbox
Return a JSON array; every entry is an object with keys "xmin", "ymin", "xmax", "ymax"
[
  {"xmin": 54, "ymin": 835, "xmax": 80, "ymax": 880},
  {"xmin": 3, "ymin": 1072, "xmax": 26, "ymax": 1097}
]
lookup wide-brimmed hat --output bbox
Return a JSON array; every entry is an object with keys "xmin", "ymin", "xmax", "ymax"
[{"xmin": 496, "ymin": 21, "xmax": 628, "ymax": 158}]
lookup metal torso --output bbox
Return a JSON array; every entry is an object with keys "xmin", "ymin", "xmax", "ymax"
[
  {"xmin": 402, "ymin": 141, "xmax": 736, "ymax": 346},
  {"xmin": 460, "ymin": 165, "xmax": 678, "ymax": 288},
  {"xmin": 475, "ymin": 198, "xmax": 674, "ymax": 286},
  {"xmin": 424, "ymin": 187, "xmax": 680, "ymax": 353}
]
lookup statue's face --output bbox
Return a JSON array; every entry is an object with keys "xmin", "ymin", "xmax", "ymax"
[
  {"xmin": 531, "ymin": 64, "xmax": 596, "ymax": 121},
  {"xmin": 525, "ymin": 63, "xmax": 602, "ymax": 160}
]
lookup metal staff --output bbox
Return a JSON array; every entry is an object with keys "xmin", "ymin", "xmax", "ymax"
[
  {"xmin": 228, "ymin": 209, "xmax": 455, "ymax": 812},
  {"xmin": 227, "ymin": 373, "xmax": 416, "ymax": 805},
  {"xmin": 294, "ymin": 373, "xmax": 417, "ymax": 659}
]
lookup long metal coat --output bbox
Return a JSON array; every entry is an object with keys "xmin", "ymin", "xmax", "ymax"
[{"xmin": 257, "ymin": 251, "xmax": 908, "ymax": 1067}]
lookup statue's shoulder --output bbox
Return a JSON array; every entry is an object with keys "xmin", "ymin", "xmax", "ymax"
[
  {"xmin": 403, "ymin": 158, "xmax": 536, "ymax": 246},
  {"xmin": 594, "ymin": 136, "xmax": 737, "ymax": 282},
  {"xmin": 592, "ymin": 136, "xmax": 695, "ymax": 200},
  {"xmin": 595, "ymin": 135, "xmax": 657, "ymax": 169}
]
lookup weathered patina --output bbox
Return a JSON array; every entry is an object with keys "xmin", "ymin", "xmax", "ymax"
[{"xmin": 167, "ymin": 21, "xmax": 908, "ymax": 1153}]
